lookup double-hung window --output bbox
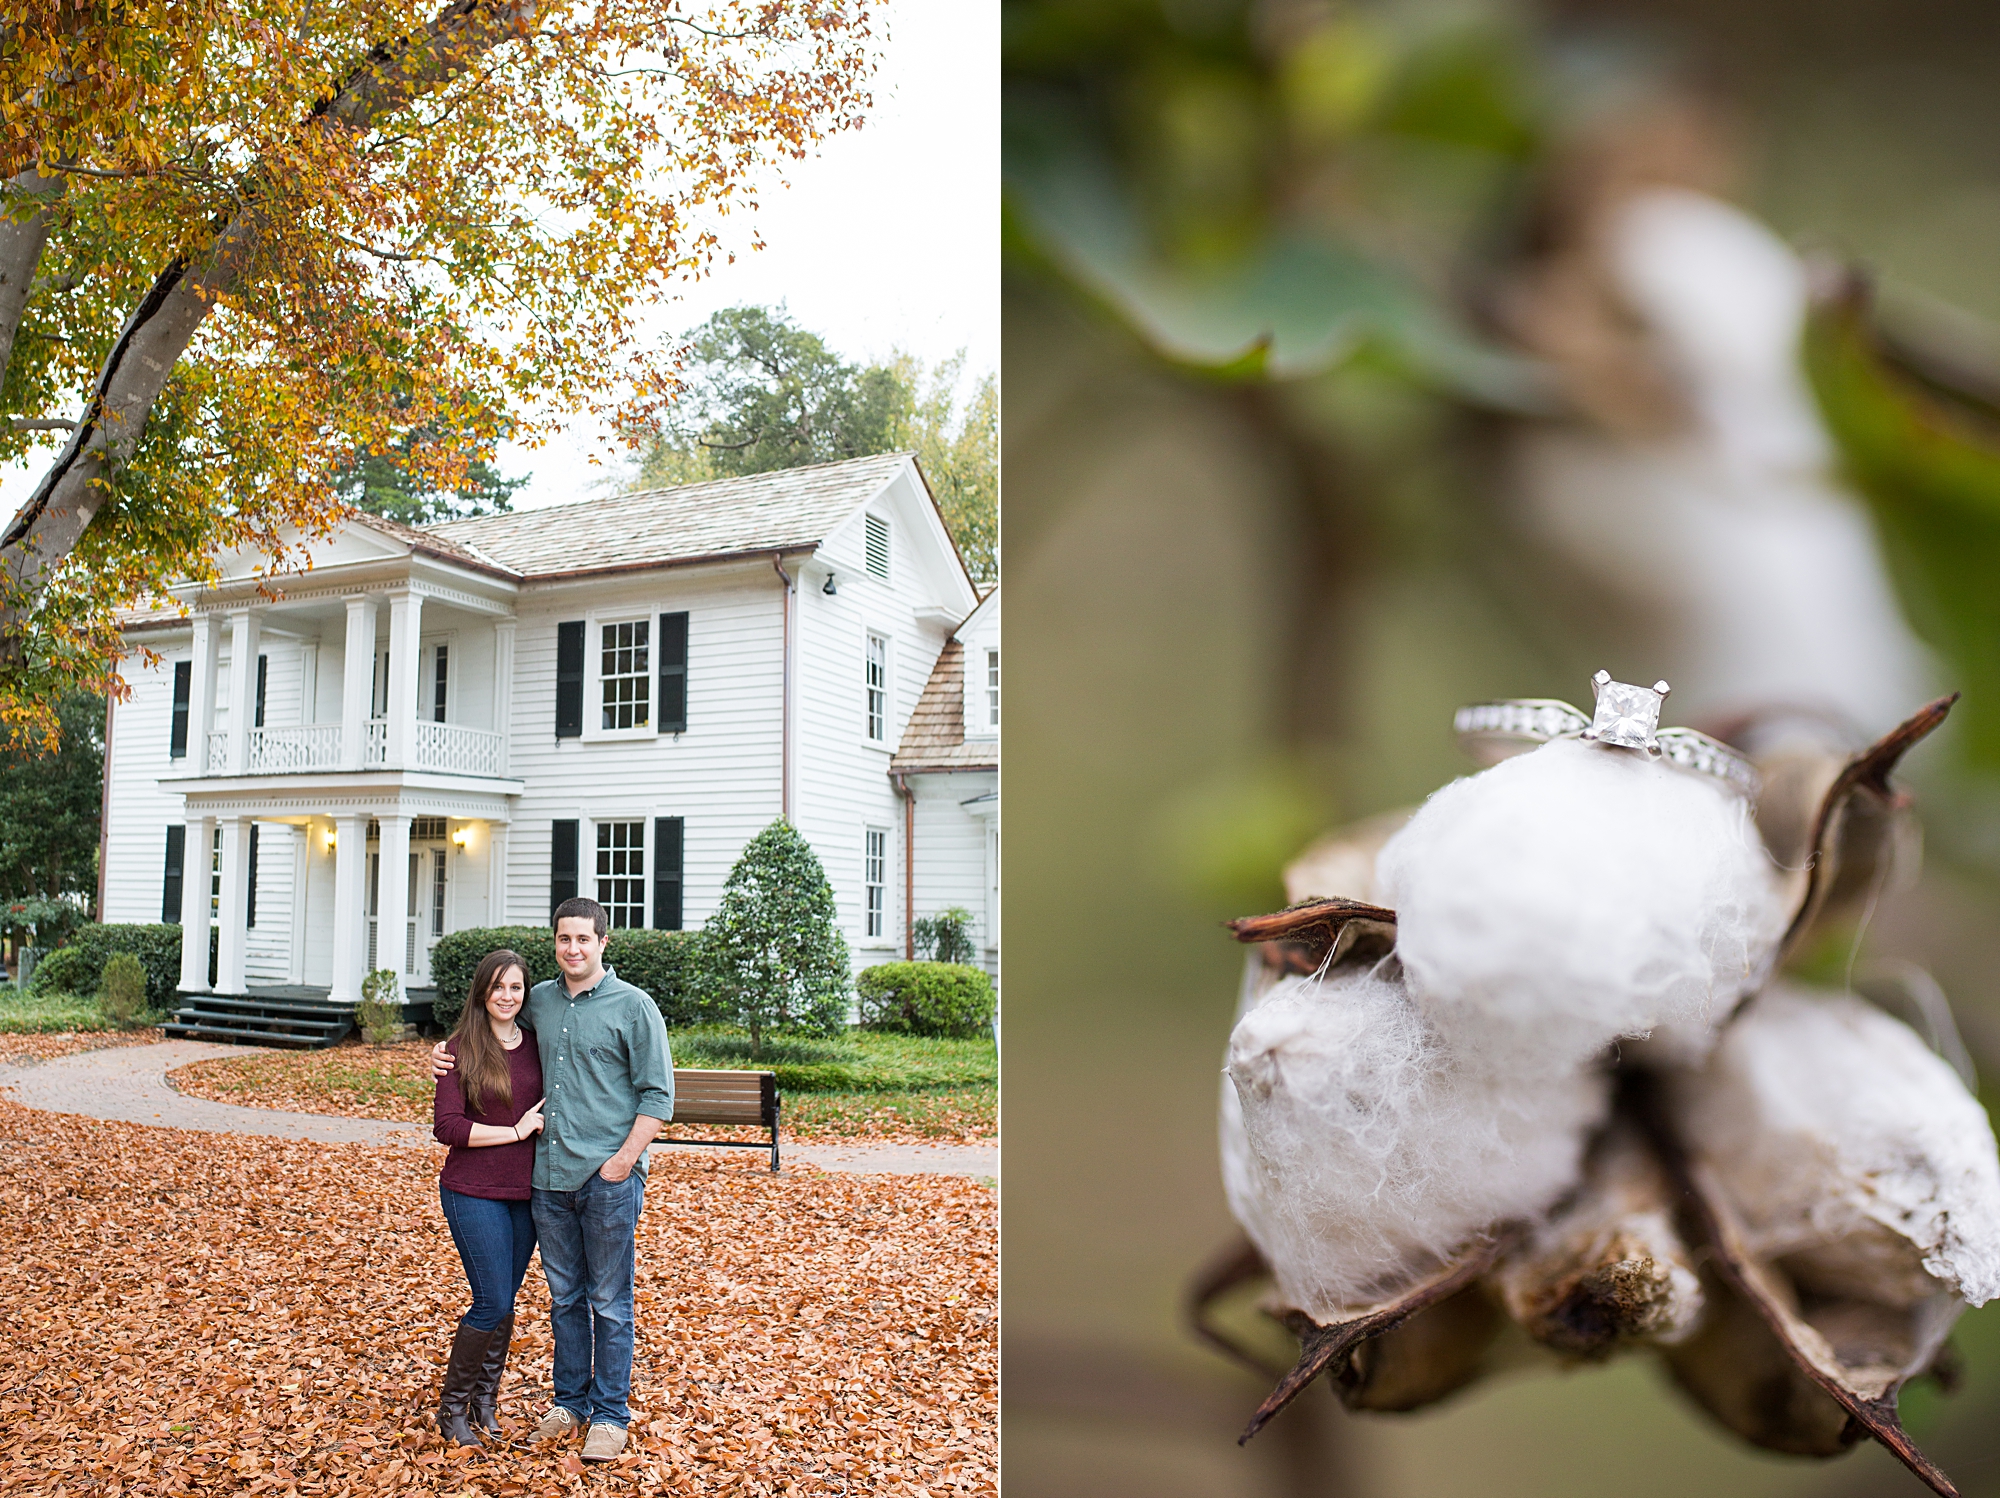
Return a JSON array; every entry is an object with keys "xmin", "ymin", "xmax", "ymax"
[
  {"xmin": 987, "ymin": 649, "xmax": 999, "ymax": 728},
  {"xmin": 601, "ymin": 620, "xmax": 651, "ymax": 730},
  {"xmin": 865, "ymin": 827, "xmax": 887, "ymax": 939},
  {"xmin": 596, "ymin": 820, "xmax": 646, "ymax": 928},
  {"xmin": 865, "ymin": 633, "xmax": 888, "ymax": 743}
]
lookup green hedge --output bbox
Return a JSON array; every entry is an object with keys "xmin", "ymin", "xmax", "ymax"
[
  {"xmin": 26, "ymin": 923, "xmax": 198, "ymax": 1014},
  {"xmin": 854, "ymin": 961, "xmax": 996, "ymax": 1038},
  {"xmin": 428, "ymin": 925, "xmax": 699, "ymax": 1027}
]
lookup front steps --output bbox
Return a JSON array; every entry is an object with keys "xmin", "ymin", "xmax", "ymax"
[
  {"xmin": 163, "ymin": 991, "xmax": 355, "ymax": 1049},
  {"xmin": 162, "ymin": 985, "xmax": 440, "ymax": 1049}
]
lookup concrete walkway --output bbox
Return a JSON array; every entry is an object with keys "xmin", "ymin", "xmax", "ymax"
[{"xmin": 0, "ymin": 1040, "xmax": 997, "ymax": 1180}]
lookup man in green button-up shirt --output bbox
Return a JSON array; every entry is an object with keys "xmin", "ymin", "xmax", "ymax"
[{"xmin": 432, "ymin": 896, "xmax": 673, "ymax": 1462}]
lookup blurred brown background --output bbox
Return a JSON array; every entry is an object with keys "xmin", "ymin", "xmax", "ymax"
[{"xmin": 1001, "ymin": 0, "xmax": 2000, "ymax": 1493}]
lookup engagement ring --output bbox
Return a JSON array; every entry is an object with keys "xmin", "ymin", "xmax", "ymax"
[{"xmin": 1454, "ymin": 671, "xmax": 1760, "ymax": 799}]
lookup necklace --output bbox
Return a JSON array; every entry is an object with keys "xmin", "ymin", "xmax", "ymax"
[{"xmin": 494, "ymin": 1025, "xmax": 522, "ymax": 1050}]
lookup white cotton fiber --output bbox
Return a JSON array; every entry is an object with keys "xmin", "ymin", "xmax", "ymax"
[
  {"xmin": 1675, "ymin": 983, "xmax": 2000, "ymax": 1307},
  {"xmin": 1375, "ymin": 737, "xmax": 1786, "ymax": 1069},
  {"xmin": 1225, "ymin": 965, "xmax": 1610, "ymax": 1321}
]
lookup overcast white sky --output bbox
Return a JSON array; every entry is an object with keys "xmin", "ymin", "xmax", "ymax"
[
  {"xmin": 0, "ymin": 0, "xmax": 998, "ymax": 518},
  {"xmin": 503, "ymin": 0, "xmax": 999, "ymax": 508}
]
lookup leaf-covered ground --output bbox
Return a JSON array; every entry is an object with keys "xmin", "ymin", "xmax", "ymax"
[
  {"xmin": 0, "ymin": 1099, "xmax": 997, "ymax": 1494},
  {"xmin": 169, "ymin": 1039, "xmax": 997, "ymax": 1144},
  {"xmin": 0, "ymin": 1027, "xmax": 162, "ymax": 1063}
]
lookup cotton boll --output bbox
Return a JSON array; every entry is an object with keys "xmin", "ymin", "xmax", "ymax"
[
  {"xmin": 1376, "ymin": 737, "xmax": 1786, "ymax": 1070},
  {"xmin": 1219, "ymin": 954, "xmax": 1284, "ymax": 1259},
  {"xmin": 1225, "ymin": 965, "xmax": 1610, "ymax": 1322},
  {"xmin": 1676, "ymin": 983, "xmax": 2000, "ymax": 1307}
]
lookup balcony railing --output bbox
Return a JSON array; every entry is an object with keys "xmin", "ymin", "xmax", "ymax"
[
  {"xmin": 247, "ymin": 723, "xmax": 344, "ymax": 773},
  {"xmin": 414, "ymin": 720, "xmax": 505, "ymax": 777},
  {"xmin": 191, "ymin": 719, "xmax": 502, "ymax": 777}
]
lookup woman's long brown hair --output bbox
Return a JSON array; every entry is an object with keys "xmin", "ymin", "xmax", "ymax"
[{"xmin": 450, "ymin": 949, "xmax": 529, "ymax": 1116}]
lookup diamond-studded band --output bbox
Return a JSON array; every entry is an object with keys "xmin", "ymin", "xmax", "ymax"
[{"xmin": 1454, "ymin": 697, "xmax": 1760, "ymax": 800}]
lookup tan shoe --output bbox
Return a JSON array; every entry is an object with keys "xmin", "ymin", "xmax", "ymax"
[
  {"xmin": 533, "ymin": 1406, "xmax": 583, "ymax": 1444},
  {"xmin": 581, "ymin": 1423, "xmax": 628, "ymax": 1462}
]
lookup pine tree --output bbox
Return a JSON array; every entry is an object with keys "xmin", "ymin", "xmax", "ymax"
[{"xmin": 693, "ymin": 821, "xmax": 851, "ymax": 1054}]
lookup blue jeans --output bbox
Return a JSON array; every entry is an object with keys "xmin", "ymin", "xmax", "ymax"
[
  {"xmin": 532, "ymin": 1171, "xmax": 645, "ymax": 1427},
  {"xmin": 439, "ymin": 1187, "xmax": 538, "ymax": 1332}
]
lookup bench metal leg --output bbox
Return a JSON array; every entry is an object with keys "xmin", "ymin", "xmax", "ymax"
[{"xmin": 770, "ymin": 1104, "xmax": 781, "ymax": 1173}]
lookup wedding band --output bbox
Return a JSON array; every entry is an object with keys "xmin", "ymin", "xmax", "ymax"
[{"xmin": 1455, "ymin": 670, "xmax": 1760, "ymax": 800}]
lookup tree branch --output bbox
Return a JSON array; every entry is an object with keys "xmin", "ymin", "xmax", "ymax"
[
  {"xmin": 0, "ymin": 169, "xmax": 66, "ymax": 401},
  {"xmin": 9, "ymin": 418, "xmax": 78, "ymax": 432}
]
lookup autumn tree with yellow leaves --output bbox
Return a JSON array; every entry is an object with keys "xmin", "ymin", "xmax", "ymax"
[{"xmin": 0, "ymin": 0, "xmax": 878, "ymax": 731}]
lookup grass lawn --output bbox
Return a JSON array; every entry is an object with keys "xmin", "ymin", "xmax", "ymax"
[
  {"xmin": 169, "ymin": 1026, "xmax": 998, "ymax": 1142},
  {"xmin": 0, "ymin": 983, "xmax": 112, "ymax": 1034}
]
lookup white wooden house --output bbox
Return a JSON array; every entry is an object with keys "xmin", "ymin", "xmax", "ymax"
[{"xmin": 96, "ymin": 453, "xmax": 997, "ymax": 1013}]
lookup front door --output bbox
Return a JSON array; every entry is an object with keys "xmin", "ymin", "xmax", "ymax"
[
  {"xmin": 409, "ymin": 835, "xmax": 449, "ymax": 986},
  {"xmin": 364, "ymin": 825, "xmax": 451, "ymax": 988}
]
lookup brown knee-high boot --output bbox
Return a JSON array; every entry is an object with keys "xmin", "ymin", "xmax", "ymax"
[
  {"xmin": 438, "ymin": 1321, "xmax": 496, "ymax": 1447},
  {"xmin": 469, "ymin": 1313, "xmax": 514, "ymax": 1437}
]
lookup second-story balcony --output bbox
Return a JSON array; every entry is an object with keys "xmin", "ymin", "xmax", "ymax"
[{"xmin": 201, "ymin": 719, "xmax": 507, "ymax": 778}]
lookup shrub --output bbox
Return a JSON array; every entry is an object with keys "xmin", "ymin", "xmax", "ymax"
[
  {"xmin": 26, "ymin": 923, "xmax": 189, "ymax": 1011},
  {"xmin": 688, "ymin": 820, "xmax": 850, "ymax": 1054},
  {"xmin": 913, "ymin": 907, "xmax": 978, "ymax": 965},
  {"xmin": 856, "ymin": 961, "xmax": 996, "ymax": 1038},
  {"xmin": 98, "ymin": 952, "xmax": 148, "ymax": 1027},
  {"xmin": 428, "ymin": 924, "xmax": 699, "ymax": 1028},
  {"xmin": 357, "ymin": 968, "xmax": 403, "ymax": 1045}
]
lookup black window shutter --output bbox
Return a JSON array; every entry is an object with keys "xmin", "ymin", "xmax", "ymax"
[
  {"xmin": 433, "ymin": 643, "xmax": 449, "ymax": 722},
  {"xmin": 657, "ymin": 612, "xmax": 688, "ymax": 734},
  {"xmin": 551, "ymin": 819, "xmax": 579, "ymax": 914},
  {"xmin": 170, "ymin": 662, "xmax": 192, "ymax": 758},
  {"xmin": 555, "ymin": 621, "xmax": 585, "ymax": 738},
  {"xmin": 653, "ymin": 817, "xmax": 683, "ymax": 930},
  {"xmin": 246, "ymin": 824, "xmax": 259, "ymax": 929},
  {"xmin": 254, "ymin": 655, "xmax": 268, "ymax": 728},
  {"xmin": 162, "ymin": 825, "xmax": 186, "ymax": 922}
]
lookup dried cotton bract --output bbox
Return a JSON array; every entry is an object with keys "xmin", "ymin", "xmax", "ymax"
[
  {"xmin": 1225, "ymin": 967, "xmax": 1608, "ymax": 1321},
  {"xmin": 1677, "ymin": 983, "xmax": 2000, "ymax": 1307},
  {"xmin": 1376, "ymin": 737, "xmax": 1786, "ymax": 1068}
]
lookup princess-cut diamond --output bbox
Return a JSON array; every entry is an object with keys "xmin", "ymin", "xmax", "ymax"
[{"xmin": 1587, "ymin": 676, "xmax": 1664, "ymax": 751}]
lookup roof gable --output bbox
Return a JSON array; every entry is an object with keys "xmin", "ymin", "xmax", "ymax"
[{"xmin": 431, "ymin": 451, "xmax": 922, "ymax": 582}]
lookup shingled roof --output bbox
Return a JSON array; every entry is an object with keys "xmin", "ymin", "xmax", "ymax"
[
  {"xmin": 892, "ymin": 640, "xmax": 998, "ymax": 773},
  {"xmin": 431, "ymin": 451, "xmax": 912, "ymax": 580}
]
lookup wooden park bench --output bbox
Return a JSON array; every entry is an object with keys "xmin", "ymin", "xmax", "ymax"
[{"xmin": 657, "ymin": 1068, "xmax": 782, "ymax": 1172}]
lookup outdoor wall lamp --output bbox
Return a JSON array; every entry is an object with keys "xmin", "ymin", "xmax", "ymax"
[
  {"xmin": 451, "ymin": 827, "xmax": 471, "ymax": 851},
  {"xmin": 823, "ymin": 572, "xmax": 838, "ymax": 595}
]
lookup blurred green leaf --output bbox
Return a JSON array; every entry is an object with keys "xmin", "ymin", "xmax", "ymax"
[
  {"xmin": 1004, "ymin": 102, "xmax": 1554, "ymax": 405},
  {"xmin": 1806, "ymin": 299, "xmax": 2000, "ymax": 771}
]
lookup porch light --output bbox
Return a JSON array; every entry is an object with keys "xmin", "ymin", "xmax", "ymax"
[
  {"xmin": 323, "ymin": 828, "xmax": 337, "ymax": 851},
  {"xmin": 452, "ymin": 826, "xmax": 471, "ymax": 850}
]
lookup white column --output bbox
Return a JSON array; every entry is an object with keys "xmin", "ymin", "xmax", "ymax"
[
  {"xmin": 376, "ymin": 812, "xmax": 412, "ymax": 991},
  {"xmin": 384, "ymin": 593, "xmax": 424, "ymax": 768},
  {"xmin": 223, "ymin": 609, "xmax": 261, "ymax": 775},
  {"xmin": 213, "ymin": 815, "xmax": 251, "ymax": 994},
  {"xmin": 187, "ymin": 615, "xmax": 221, "ymax": 774},
  {"xmin": 177, "ymin": 813, "xmax": 215, "ymax": 992},
  {"xmin": 341, "ymin": 596, "xmax": 378, "ymax": 770},
  {"xmin": 328, "ymin": 813, "xmax": 369, "ymax": 1003},
  {"xmin": 487, "ymin": 823, "xmax": 509, "ymax": 925},
  {"xmin": 491, "ymin": 620, "xmax": 516, "ymax": 776}
]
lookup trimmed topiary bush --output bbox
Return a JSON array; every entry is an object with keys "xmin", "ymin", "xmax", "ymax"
[
  {"xmin": 688, "ymin": 820, "xmax": 850, "ymax": 1054},
  {"xmin": 856, "ymin": 961, "xmax": 996, "ymax": 1038},
  {"xmin": 98, "ymin": 952, "xmax": 148, "ymax": 1027},
  {"xmin": 357, "ymin": 968, "xmax": 404, "ymax": 1044},
  {"xmin": 428, "ymin": 924, "xmax": 698, "ymax": 1028},
  {"xmin": 27, "ymin": 923, "xmax": 188, "ymax": 1011}
]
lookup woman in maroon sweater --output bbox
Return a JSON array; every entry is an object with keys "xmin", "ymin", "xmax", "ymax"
[{"xmin": 433, "ymin": 948, "xmax": 545, "ymax": 1447}]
